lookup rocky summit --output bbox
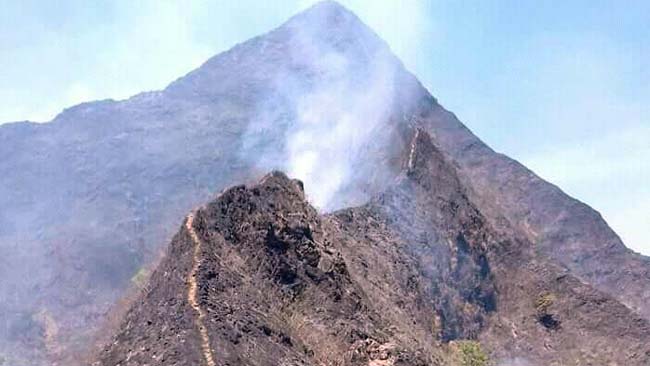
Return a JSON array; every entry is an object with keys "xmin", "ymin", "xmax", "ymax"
[{"xmin": 1, "ymin": 1, "xmax": 648, "ymax": 365}]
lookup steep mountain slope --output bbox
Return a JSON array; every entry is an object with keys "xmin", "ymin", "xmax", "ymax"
[
  {"xmin": 95, "ymin": 130, "xmax": 650, "ymax": 365},
  {"xmin": 415, "ymin": 107, "xmax": 650, "ymax": 320},
  {"xmin": 1, "ymin": 1, "xmax": 648, "ymax": 364}
]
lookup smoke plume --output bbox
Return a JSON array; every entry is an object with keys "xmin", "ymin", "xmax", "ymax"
[{"xmin": 243, "ymin": 1, "xmax": 404, "ymax": 210}]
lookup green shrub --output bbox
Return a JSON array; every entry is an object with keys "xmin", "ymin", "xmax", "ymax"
[
  {"xmin": 455, "ymin": 340, "xmax": 489, "ymax": 366},
  {"xmin": 535, "ymin": 292, "xmax": 556, "ymax": 314}
]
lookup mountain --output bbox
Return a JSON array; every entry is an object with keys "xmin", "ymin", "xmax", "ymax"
[
  {"xmin": 1, "ymin": 1, "xmax": 648, "ymax": 365},
  {"xmin": 94, "ymin": 134, "xmax": 650, "ymax": 365}
]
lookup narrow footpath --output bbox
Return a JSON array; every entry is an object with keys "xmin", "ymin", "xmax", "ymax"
[{"xmin": 186, "ymin": 213, "xmax": 217, "ymax": 366}]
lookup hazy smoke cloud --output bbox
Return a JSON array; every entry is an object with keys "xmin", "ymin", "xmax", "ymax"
[
  {"xmin": 285, "ymin": 42, "xmax": 395, "ymax": 208},
  {"xmin": 244, "ymin": 3, "xmax": 400, "ymax": 210},
  {"xmin": 498, "ymin": 358, "xmax": 531, "ymax": 366}
]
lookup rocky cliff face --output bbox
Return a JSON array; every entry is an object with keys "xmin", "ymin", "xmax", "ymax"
[
  {"xmin": 1, "ymin": 1, "xmax": 648, "ymax": 365},
  {"xmin": 95, "ymin": 130, "xmax": 650, "ymax": 365}
]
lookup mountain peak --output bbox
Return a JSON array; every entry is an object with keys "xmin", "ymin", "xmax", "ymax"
[
  {"xmin": 164, "ymin": 0, "xmax": 391, "ymax": 100},
  {"xmin": 296, "ymin": 0, "xmax": 354, "ymax": 20},
  {"xmin": 283, "ymin": 0, "xmax": 385, "ymax": 48}
]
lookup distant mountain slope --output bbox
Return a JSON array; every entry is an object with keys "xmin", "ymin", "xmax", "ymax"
[
  {"xmin": 1, "ymin": 1, "xmax": 647, "ymax": 364},
  {"xmin": 94, "ymin": 132, "xmax": 650, "ymax": 365}
]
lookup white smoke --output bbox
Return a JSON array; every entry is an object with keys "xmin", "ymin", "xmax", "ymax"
[
  {"xmin": 285, "ymin": 46, "xmax": 396, "ymax": 208},
  {"xmin": 498, "ymin": 358, "xmax": 532, "ymax": 366},
  {"xmin": 244, "ymin": 2, "xmax": 402, "ymax": 210}
]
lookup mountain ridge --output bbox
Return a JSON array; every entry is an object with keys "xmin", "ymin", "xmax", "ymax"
[{"xmin": 94, "ymin": 129, "xmax": 650, "ymax": 365}]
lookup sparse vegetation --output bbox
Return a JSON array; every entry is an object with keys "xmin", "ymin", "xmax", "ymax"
[
  {"xmin": 130, "ymin": 267, "xmax": 151, "ymax": 289},
  {"xmin": 451, "ymin": 340, "xmax": 490, "ymax": 366},
  {"xmin": 535, "ymin": 292, "xmax": 561, "ymax": 330},
  {"xmin": 535, "ymin": 292, "xmax": 556, "ymax": 314}
]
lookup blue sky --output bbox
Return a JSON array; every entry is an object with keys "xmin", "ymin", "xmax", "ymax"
[{"xmin": 1, "ymin": 0, "xmax": 648, "ymax": 254}]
